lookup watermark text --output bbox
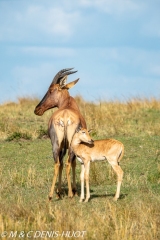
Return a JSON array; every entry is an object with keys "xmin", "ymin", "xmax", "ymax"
[{"xmin": 1, "ymin": 230, "xmax": 86, "ymax": 238}]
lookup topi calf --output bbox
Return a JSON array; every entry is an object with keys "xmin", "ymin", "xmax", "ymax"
[{"xmin": 71, "ymin": 128, "xmax": 124, "ymax": 202}]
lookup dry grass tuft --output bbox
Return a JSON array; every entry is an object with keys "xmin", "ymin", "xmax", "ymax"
[{"xmin": 1, "ymin": 96, "xmax": 160, "ymax": 140}]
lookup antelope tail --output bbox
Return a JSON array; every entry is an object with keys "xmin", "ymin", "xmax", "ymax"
[
  {"xmin": 118, "ymin": 145, "xmax": 124, "ymax": 165},
  {"xmin": 59, "ymin": 117, "xmax": 73, "ymax": 149}
]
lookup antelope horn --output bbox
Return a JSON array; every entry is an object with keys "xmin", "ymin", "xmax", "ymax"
[{"xmin": 51, "ymin": 68, "xmax": 77, "ymax": 85}]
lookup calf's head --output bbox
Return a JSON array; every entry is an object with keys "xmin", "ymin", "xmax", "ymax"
[{"xmin": 76, "ymin": 128, "xmax": 94, "ymax": 144}]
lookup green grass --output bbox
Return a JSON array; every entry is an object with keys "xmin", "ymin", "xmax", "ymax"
[
  {"xmin": 0, "ymin": 97, "xmax": 160, "ymax": 239},
  {"xmin": 0, "ymin": 137, "xmax": 160, "ymax": 239}
]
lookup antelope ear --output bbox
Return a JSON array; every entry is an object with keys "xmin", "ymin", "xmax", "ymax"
[
  {"xmin": 61, "ymin": 78, "xmax": 79, "ymax": 90},
  {"xmin": 59, "ymin": 76, "xmax": 67, "ymax": 88},
  {"xmin": 76, "ymin": 125, "xmax": 82, "ymax": 133},
  {"xmin": 88, "ymin": 129, "xmax": 93, "ymax": 133}
]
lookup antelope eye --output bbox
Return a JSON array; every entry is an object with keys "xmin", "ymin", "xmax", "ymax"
[{"xmin": 82, "ymin": 131, "xmax": 86, "ymax": 134}]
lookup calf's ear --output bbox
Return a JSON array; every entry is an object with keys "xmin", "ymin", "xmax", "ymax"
[
  {"xmin": 88, "ymin": 129, "xmax": 93, "ymax": 133},
  {"xmin": 76, "ymin": 126, "xmax": 82, "ymax": 133}
]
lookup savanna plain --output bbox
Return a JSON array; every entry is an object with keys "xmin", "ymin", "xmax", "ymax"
[{"xmin": 0, "ymin": 96, "xmax": 160, "ymax": 240}]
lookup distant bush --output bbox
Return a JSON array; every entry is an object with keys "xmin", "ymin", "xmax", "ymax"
[
  {"xmin": 37, "ymin": 125, "xmax": 48, "ymax": 139},
  {"xmin": 6, "ymin": 132, "xmax": 32, "ymax": 141}
]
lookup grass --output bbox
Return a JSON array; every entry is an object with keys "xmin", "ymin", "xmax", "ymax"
[{"xmin": 0, "ymin": 97, "xmax": 160, "ymax": 239}]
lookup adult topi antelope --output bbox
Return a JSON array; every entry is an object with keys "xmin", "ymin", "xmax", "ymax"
[
  {"xmin": 71, "ymin": 128, "xmax": 124, "ymax": 202},
  {"xmin": 34, "ymin": 68, "xmax": 87, "ymax": 200}
]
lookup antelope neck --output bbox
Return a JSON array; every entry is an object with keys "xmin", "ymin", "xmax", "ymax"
[{"xmin": 57, "ymin": 96, "xmax": 79, "ymax": 110}]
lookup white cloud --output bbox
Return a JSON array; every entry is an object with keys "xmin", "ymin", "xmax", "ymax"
[
  {"xmin": 9, "ymin": 62, "xmax": 80, "ymax": 101},
  {"xmin": 148, "ymin": 65, "xmax": 160, "ymax": 77},
  {"xmin": 143, "ymin": 16, "xmax": 160, "ymax": 38},
  {"xmin": 79, "ymin": 0, "xmax": 141, "ymax": 15},
  {"xmin": 26, "ymin": 6, "xmax": 80, "ymax": 37},
  {"xmin": 0, "ymin": 3, "xmax": 80, "ymax": 42},
  {"xmin": 20, "ymin": 47, "xmax": 76, "ymax": 58},
  {"xmin": 12, "ymin": 63, "xmax": 55, "ymax": 95},
  {"xmin": 0, "ymin": 0, "xmax": 160, "ymax": 103}
]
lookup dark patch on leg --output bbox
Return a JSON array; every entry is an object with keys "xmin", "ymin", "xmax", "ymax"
[
  {"xmin": 71, "ymin": 155, "xmax": 78, "ymax": 196},
  {"xmin": 68, "ymin": 148, "xmax": 75, "ymax": 163},
  {"xmin": 59, "ymin": 148, "xmax": 66, "ymax": 161},
  {"xmin": 48, "ymin": 196, "xmax": 52, "ymax": 201}
]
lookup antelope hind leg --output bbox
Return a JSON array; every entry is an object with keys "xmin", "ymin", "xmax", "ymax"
[
  {"xmin": 71, "ymin": 156, "xmax": 77, "ymax": 195},
  {"xmin": 66, "ymin": 156, "xmax": 73, "ymax": 198},
  {"xmin": 48, "ymin": 162, "xmax": 60, "ymax": 201},
  {"xmin": 111, "ymin": 164, "xmax": 123, "ymax": 201}
]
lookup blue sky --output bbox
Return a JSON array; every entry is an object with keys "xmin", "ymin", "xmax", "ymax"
[{"xmin": 0, "ymin": 0, "xmax": 160, "ymax": 103}]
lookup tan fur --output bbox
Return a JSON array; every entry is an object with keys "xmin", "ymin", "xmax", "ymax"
[
  {"xmin": 50, "ymin": 109, "xmax": 86, "ymax": 198},
  {"xmin": 50, "ymin": 109, "xmax": 81, "ymax": 145},
  {"xmin": 46, "ymin": 82, "xmax": 86, "ymax": 199},
  {"xmin": 71, "ymin": 128, "xmax": 124, "ymax": 202}
]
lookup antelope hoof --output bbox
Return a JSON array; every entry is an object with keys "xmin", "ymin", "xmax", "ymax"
[
  {"xmin": 84, "ymin": 198, "xmax": 89, "ymax": 203},
  {"xmin": 56, "ymin": 192, "xmax": 61, "ymax": 199},
  {"xmin": 72, "ymin": 188, "xmax": 78, "ymax": 196},
  {"xmin": 113, "ymin": 196, "xmax": 118, "ymax": 202},
  {"xmin": 79, "ymin": 198, "xmax": 83, "ymax": 203},
  {"xmin": 57, "ymin": 188, "xmax": 65, "ymax": 198},
  {"xmin": 48, "ymin": 196, "xmax": 52, "ymax": 201},
  {"xmin": 68, "ymin": 193, "xmax": 73, "ymax": 198},
  {"xmin": 74, "ymin": 192, "xmax": 78, "ymax": 197}
]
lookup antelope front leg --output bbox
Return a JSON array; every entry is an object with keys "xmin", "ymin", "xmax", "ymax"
[
  {"xmin": 57, "ymin": 161, "xmax": 63, "ymax": 196},
  {"xmin": 49, "ymin": 161, "xmax": 60, "ymax": 201},
  {"xmin": 84, "ymin": 161, "xmax": 90, "ymax": 202},
  {"xmin": 79, "ymin": 164, "xmax": 85, "ymax": 202}
]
